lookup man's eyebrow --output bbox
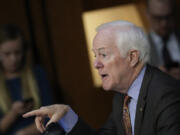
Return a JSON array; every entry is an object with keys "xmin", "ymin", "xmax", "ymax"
[{"xmin": 92, "ymin": 48, "xmax": 106, "ymax": 52}]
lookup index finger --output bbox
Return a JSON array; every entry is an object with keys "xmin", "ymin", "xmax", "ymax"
[{"xmin": 23, "ymin": 109, "xmax": 47, "ymax": 118}]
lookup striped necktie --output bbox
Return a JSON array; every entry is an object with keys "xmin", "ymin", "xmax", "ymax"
[{"xmin": 123, "ymin": 95, "xmax": 132, "ymax": 135}]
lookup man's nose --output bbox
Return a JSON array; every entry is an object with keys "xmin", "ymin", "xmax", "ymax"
[
  {"xmin": 160, "ymin": 19, "xmax": 169, "ymax": 27},
  {"xmin": 94, "ymin": 59, "xmax": 103, "ymax": 69}
]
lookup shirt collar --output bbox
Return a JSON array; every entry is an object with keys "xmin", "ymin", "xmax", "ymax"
[{"xmin": 127, "ymin": 66, "xmax": 146, "ymax": 101}]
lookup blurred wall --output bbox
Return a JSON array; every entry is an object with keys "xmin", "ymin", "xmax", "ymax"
[{"xmin": 0, "ymin": 0, "xmax": 179, "ymax": 129}]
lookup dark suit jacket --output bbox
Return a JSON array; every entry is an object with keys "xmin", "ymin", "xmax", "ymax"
[{"xmin": 68, "ymin": 65, "xmax": 180, "ymax": 135}]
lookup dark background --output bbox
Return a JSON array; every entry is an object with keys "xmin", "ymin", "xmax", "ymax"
[{"xmin": 0, "ymin": 0, "xmax": 179, "ymax": 129}]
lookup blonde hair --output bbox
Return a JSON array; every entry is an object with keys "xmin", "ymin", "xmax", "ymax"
[{"xmin": 0, "ymin": 65, "xmax": 41, "ymax": 114}]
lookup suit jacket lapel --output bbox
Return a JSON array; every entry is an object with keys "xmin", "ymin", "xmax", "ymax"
[
  {"xmin": 113, "ymin": 93, "xmax": 125, "ymax": 135},
  {"xmin": 134, "ymin": 65, "xmax": 153, "ymax": 135}
]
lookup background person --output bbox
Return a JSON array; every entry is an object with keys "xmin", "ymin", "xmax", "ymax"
[
  {"xmin": 146, "ymin": 0, "xmax": 180, "ymax": 79},
  {"xmin": 24, "ymin": 20, "xmax": 180, "ymax": 135},
  {"xmin": 0, "ymin": 24, "xmax": 52, "ymax": 135}
]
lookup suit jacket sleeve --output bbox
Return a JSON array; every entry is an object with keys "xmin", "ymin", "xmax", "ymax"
[{"xmin": 68, "ymin": 113, "xmax": 116, "ymax": 135}]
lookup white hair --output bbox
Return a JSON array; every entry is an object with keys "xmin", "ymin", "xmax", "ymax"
[{"xmin": 96, "ymin": 20, "xmax": 150, "ymax": 64}]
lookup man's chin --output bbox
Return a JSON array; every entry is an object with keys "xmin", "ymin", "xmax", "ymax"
[{"xmin": 102, "ymin": 84, "xmax": 111, "ymax": 91}]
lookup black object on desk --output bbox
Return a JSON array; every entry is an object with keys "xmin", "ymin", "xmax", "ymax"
[{"xmin": 42, "ymin": 122, "xmax": 65, "ymax": 135}]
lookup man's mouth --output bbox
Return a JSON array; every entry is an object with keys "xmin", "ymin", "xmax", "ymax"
[{"xmin": 101, "ymin": 74, "xmax": 108, "ymax": 80}]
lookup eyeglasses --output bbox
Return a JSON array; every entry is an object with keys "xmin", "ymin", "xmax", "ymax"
[{"xmin": 150, "ymin": 13, "xmax": 174, "ymax": 22}]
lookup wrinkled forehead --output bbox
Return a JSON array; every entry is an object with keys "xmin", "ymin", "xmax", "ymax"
[
  {"xmin": 92, "ymin": 27, "xmax": 119, "ymax": 49},
  {"xmin": 95, "ymin": 27, "xmax": 116, "ymax": 40},
  {"xmin": 92, "ymin": 46, "xmax": 118, "ymax": 54}
]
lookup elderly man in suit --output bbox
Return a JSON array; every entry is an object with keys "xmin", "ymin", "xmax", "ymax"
[{"xmin": 23, "ymin": 20, "xmax": 180, "ymax": 135}]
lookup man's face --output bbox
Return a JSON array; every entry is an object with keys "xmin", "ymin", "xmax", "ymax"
[
  {"xmin": 147, "ymin": 0, "xmax": 174, "ymax": 37},
  {"xmin": 0, "ymin": 38, "xmax": 23, "ymax": 73},
  {"xmin": 92, "ymin": 29, "xmax": 131, "ymax": 92}
]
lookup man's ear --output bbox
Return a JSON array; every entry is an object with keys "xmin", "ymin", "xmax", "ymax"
[{"xmin": 127, "ymin": 50, "xmax": 140, "ymax": 67}]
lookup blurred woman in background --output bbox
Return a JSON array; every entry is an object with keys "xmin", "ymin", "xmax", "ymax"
[{"xmin": 0, "ymin": 24, "xmax": 52, "ymax": 135}]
